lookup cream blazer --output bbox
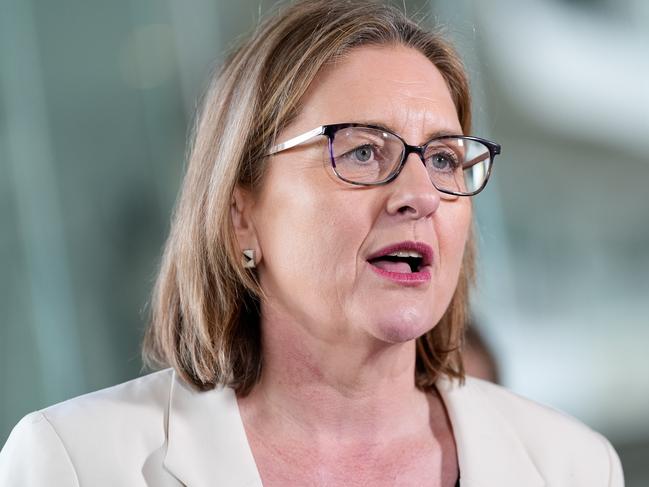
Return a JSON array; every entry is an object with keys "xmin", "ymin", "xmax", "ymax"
[{"xmin": 0, "ymin": 369, "xmax": 624, "ymax": 486}]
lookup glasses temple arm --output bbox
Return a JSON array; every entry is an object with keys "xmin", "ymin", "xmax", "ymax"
[
  {"xmin": 267, "ymin": 126, "xmax": 325, "ymax": 155},
  {"xmin": 463, "ymin": 151, "xmax": 491, "ymax": 169}
]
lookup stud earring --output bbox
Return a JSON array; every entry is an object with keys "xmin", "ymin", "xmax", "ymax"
[{"xmin": 242, "ymin": 249, "xmax": 256, "ymax": 269}]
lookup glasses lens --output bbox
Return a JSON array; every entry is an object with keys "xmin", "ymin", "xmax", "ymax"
[
  {"xmin": 331, "ymin": 127, "xmax": 403, "ymax": 184},
  {"xmin": 424, "ymin": 138, "xmax": 491, "ymax": 195}
]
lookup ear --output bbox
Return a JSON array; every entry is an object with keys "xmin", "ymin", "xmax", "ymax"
[{"xmin": 231, "ymin": 185, "xmax": 261, "ymax": 263}]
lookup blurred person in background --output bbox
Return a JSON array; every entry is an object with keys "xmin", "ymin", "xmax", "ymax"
[{"xmin": 0, "ymin": 1, "xmax": 624, "ymax": 485}]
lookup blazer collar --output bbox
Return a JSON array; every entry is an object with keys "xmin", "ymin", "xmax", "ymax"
[
  {"xmin": 163, "ymin": 371, "xmax": 545, "ymax": 487},
  {"xmin": 163, "ymin": 371, "xmax": 263, "ymax": 487},
  {"xmin": 436, "ymin": 375, "xmax": 546, "ymax": 487}
]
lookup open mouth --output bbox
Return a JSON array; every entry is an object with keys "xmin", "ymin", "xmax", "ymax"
[
  {"xmin": 368, "ymin": 251, "xmax": 424, "ymax": 274},
  {"xmin": 365, "ymin": 242, "xmax": 433, "ymax": 280}
]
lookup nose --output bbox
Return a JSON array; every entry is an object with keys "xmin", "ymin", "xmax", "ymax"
[{"xmin": 385, "ymin": 153, "xmax": 441, "ymax": 219}]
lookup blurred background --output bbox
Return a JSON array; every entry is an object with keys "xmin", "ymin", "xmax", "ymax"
[{"xmin": 1, "ymin": 0, "xmax": 647, "ymax": 483}]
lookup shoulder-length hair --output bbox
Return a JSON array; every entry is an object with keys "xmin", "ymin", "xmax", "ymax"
[{"xmin": 143, "ymin": 0, "xmax": 474, "ymax": 394}]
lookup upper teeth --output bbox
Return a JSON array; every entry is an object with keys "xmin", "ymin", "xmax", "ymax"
[{"xmin": 386, "ymin": 251, "xmax": 423, "ymax": 259}]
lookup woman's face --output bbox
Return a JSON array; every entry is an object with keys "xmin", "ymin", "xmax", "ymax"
[{"xmin": 241, "ymin": 45, "xmax": 471, "ymax": 347}]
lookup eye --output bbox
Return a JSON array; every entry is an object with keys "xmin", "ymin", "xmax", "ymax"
[
  {"xmin": 338, "ymin": 143, "xmax": 385, "ymax": 166},
  {"xmin": 350, "ymin": 144, "xmax": 375, "ymax": 163},
  {"xmin": 428, "ymin": 151, "xmax": 459, "ymax": 172}
]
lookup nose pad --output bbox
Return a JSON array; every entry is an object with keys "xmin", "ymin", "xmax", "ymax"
[{"xmin": 386, "ymin": 153, "xmax": 441, "ymax": 218}]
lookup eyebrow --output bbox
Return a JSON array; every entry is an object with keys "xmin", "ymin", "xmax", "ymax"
[{"xmin": 358, "ymin": 120, "xmax": 462, "ymax": 141}]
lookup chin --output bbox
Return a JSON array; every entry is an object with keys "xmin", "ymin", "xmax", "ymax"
[{"xmin": 370, "ymin": 307, "xmax": 437, "ymax": 344}]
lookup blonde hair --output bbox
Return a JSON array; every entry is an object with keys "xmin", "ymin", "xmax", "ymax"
[{"xmin": 143, "ymin": 0, "xmax": 473, "ymax": 394}]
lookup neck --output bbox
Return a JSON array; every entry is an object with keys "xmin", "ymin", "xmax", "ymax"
[{"xmin": 237, "ymin": 304, "xmax": 435, "ymax": 444}]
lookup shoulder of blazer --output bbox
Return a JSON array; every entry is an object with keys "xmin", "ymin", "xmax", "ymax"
[
  {"xmin": 11, "ymin": 368, "xmax": 262, "ymax": 487},
  {"xmin": 38, "ymin": 367, "xmax": 174, "ymax": 438},
  {"xmin": 0, "ymin": 411, "xmax": 80, "ymax": 486},
  {"xmin": 436, "ymin": 375, "xmax": 624, "ymax": 487},
  {"xmin": 466, "ymin": 376, "xmax": 613, "ymax": 450},
  {"xmin": 1, "ymin": 368, "xmax": 181, "ymax": 486}
]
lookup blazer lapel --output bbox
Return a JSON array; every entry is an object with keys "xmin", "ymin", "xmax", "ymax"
[
  {"xmin": 162, "ymin": 370, "xmax": 545, "ymax": 487},
  {"xmin": 436, "ymin": 376, "xmax": 546, "ymax": 487},
  {"xmin": 163, "ymin": 371, "xmax": 263, "ymax": 487}
]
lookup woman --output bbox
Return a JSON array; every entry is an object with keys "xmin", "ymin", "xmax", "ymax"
[{"xmin": 0, "ymin": 1, "xmax": 623, "ymax": 485}]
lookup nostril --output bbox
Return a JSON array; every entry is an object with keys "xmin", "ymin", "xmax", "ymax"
[{"xmin": 397, "ymin": 204, "xmax": 417, "ymax": 215}]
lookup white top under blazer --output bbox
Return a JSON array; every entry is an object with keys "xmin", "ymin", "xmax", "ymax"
[{"xmin": 0, "ymin": 368, "xmax": 624, "ymax": 486}]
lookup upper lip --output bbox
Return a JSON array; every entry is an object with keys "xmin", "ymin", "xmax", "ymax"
[{"xmin": 366, "ymin": 240, "xmax": 433, "ymax": 267}]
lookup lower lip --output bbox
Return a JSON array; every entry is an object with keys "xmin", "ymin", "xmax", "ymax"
[{"xmin": 368, "ymin": 263, "xmax": 432, "ymax": 286}]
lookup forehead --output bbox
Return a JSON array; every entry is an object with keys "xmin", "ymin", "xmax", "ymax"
[{"xmin": 295, "ymin": 45, "xmax": 462, "ymax": 142}]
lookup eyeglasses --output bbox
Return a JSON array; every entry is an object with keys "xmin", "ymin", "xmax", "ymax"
[{"xmin": 267, "ymin": 123, "xmax": 500, "ymax": 196}]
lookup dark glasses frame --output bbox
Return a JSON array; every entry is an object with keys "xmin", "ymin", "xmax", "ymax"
[{"xmin": 267, "ymin": 123, "xmax": 501, "ymax": 196}]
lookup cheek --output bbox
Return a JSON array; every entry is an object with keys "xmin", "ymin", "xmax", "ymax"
[
  {"xmin": 254, "ymin": 172, "xmax": 368, "ymax": 302},
  {"xmin": 436, "ymin": 200, "xmax": 472, "ymax": 281}
]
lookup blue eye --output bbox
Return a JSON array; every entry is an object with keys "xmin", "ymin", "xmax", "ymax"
[
  {"xmin": 351, "ymin": 145, "xmax": 374, "ymax": 163},
  {"xmin": 429, "ymin": 151, "xmax": 459, "ymax": 171}
]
